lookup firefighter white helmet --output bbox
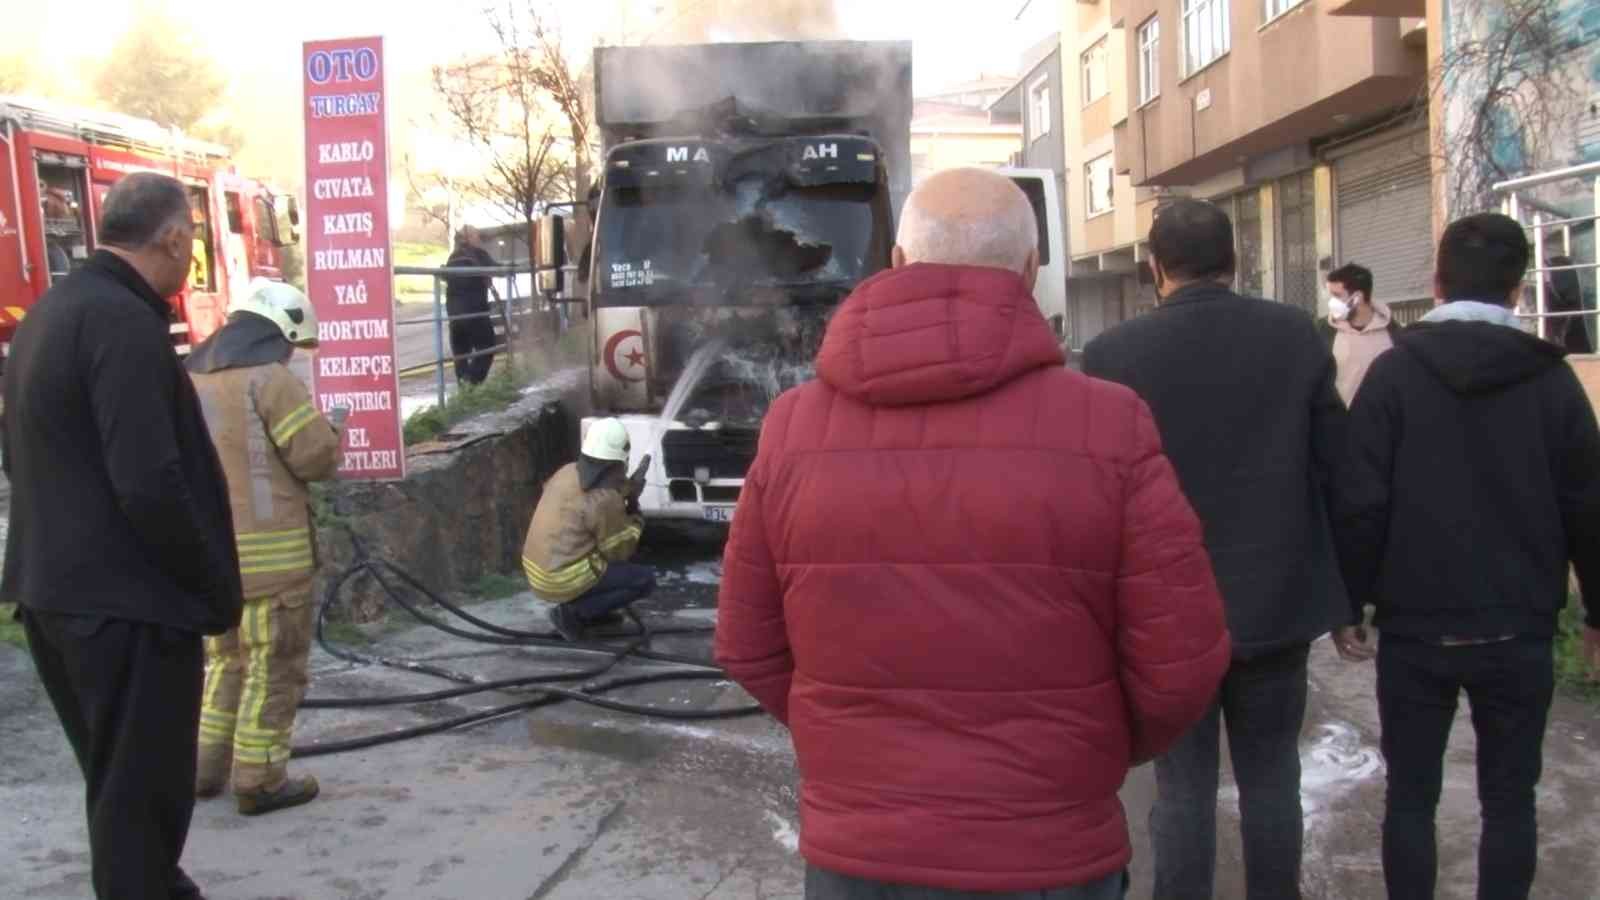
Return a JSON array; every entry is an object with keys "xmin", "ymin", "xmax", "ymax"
[
  {"xmin": 581, "ymin": 418, "xmax": 631, "ymax": 463},
  {"xmin": 231, "ymin": 277, "xmax": 319, "ymax": 347}
]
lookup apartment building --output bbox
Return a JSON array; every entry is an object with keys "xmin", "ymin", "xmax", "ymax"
[
  {"xmin": 912, "ymin": 77, "xmax": 1025, "ymax": 185},
  {"xmin": 1059, "ymin": 0, "xmax": 1159, "ymax": 349},
  {"xmin": 1061, "ymin": 0, "xmax": 1430, "ymax": 339}
]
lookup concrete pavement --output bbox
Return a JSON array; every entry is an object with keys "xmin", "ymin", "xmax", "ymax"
[{"xmin": 1, "ymin": 543, "xmax": 1598, "ymax": 899}]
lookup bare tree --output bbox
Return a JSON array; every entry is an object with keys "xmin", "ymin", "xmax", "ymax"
[
  {"xmin": 0, "ymin": 54, "xmax": 35, "ymax": 94},
  {"xmin": 1429, "ymin": 0, "xmax": 1588, "ymax": 216},
  {"xmin": 94, "ymin": 12, "xmax": 225, "ymax": 132},
  {"xmin": 430, "ymin": 52, "xmax": 572, "ymax": 243}
]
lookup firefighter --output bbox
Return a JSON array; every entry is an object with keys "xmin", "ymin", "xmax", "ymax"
[
  {"xmin": 186, "ymin": 278, "xmax": 342, "ymax": 815},
  {"xmin": 522, "ymin": 419, "xmax": 655, "ymax": 641}
]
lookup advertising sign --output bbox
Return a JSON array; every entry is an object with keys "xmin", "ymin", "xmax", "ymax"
[{"xmin": 302, "ymin": 36, "xmax": 405, "ymax": 480}]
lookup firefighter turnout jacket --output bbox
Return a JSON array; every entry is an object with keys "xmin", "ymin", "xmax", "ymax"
[
  {"xmin": 522, "ymin": 463, "xmax": 644, "ymax": 602},
  {"xmin": 191, "ymin": 362, "xmax": 340, "ymax": 596}
]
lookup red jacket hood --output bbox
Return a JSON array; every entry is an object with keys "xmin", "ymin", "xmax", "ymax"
[{"xmin": 816, "ymin": 263, "xmax": 1066, "ymax": 406}]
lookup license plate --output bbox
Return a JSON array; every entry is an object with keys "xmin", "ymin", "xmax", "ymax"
[{"xmin": 702, "ymin": 505, "xmax": 735, "ymax": 524}]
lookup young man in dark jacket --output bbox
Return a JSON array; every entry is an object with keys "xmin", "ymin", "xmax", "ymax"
[
  {"xmin": 1332, "ymin": 213, "xmax": 1600, "ymax": 900},
  {"xmin": 1, "ymin": 173, "xmax": 243, "ymax": 900},
  {"xmin": 1084, "ymin": 198, "xmax": 1351, "ymax": 900},
  {"xmin": 716, "ymin": 168, "xmax": 1230, "ymax": 899},
  {"xmin": 443, "ymin": 225, "xmax": 501, "ymax": 385}
]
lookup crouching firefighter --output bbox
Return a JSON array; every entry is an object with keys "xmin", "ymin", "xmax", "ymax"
[
  {"xmin": 186, "ymin": 278, "xmax": 342, "ymax": 815},
  {"xmin": 523, "ymin": 418, "xmax": 654, "ymax": 642}
]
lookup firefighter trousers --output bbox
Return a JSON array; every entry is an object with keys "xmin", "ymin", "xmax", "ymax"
[{"xmin": 197, "ymin": 586, "xmax": 314, "ymax": 794}]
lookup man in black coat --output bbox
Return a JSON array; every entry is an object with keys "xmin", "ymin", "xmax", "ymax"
[
  {"xmin": 1333, "ymin": 213, "xmax": 1600, "ymax": 900},
  {"xmin": 1, "ymin": 172, "xmax": 243, "ymax": 900},
  {"xmin": 1084, "ymin": 198, "xmax": 1349, "ymax": 900},
  {"xmin": 443, "ymin": 225, "xmax": 501, "ymax": 385}
]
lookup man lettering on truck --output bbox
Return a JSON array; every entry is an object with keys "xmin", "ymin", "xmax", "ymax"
[
  {"xmin": 716, "ymin": 168, "xmax": 1230, "ymax": 899},
  {"xmin": 2, "ymin": 172, "xmax": 243, "ymax": 900},
  {"xmin": 185, "ymin": 278, "xmax": 343, "ymax": 816}
]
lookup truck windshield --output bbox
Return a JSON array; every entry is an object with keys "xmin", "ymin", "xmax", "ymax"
[{"xmin": 594, "ymin": 178, "xmax": 881, "ymax": 304}]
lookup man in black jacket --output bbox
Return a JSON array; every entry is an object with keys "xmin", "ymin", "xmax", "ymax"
[
  {"xmin": 1333, "ymin": 213, "xmax": 1600, "ymax": 900},
  {"xmin": 1, "ymin": 173, "xmax": 243, "ymax": 900},
  {"xmin": 443, "ymin": 225, "xmax": 501, "ymax": 385},
  {"xmin": 1084, "ymin": 198, "xmax": 1349, "ymax": 900}
]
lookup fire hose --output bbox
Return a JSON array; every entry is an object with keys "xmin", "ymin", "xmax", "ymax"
[{"xmin": 290, "ymin": 534, "xmax": 763, "ymax": 758}]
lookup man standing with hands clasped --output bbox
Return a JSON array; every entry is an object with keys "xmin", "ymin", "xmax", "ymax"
[
  {"xmin": 2, "ymin": 172, "xmax": 243, "ymax": 899},
  {"xmin": 1085, "ymin": 198, "xmax": 1352, "ymax": 900}
]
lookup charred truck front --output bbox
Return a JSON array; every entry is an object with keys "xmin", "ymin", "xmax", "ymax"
[{"xmin": 543, "ymin": 41, "xmax": 911, "ymax": 523}]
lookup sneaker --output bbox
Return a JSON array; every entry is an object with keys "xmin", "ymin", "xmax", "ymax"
[
  {"xmin": 548, "ymin": 604, "xmax": 587, "ymax": 642},
  {"xmin": 236, "ymin": 775, "xmax": 320, "ymax": 816},
  {"xmin": 589, "ymin": 610, "xmax": 631, "ymax": 632}
]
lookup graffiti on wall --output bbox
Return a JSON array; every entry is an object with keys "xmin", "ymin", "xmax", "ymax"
[{"xmin": 1441, "ymin": 0, "xmax": 1600, "ymax": 215}]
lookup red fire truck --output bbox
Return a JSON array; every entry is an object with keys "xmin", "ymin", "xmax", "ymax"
[{"xmin": 0, "ymin": 96, "xmax": 299, "ymax": 363}]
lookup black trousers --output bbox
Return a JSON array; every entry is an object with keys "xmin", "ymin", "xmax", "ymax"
[
  {"xmin": 1150, "ymin": 642, "xmax": 1310, "ymax": 900},
  {"xmin": 1378, "ymin": 635, "xmax": 1553, "ymax": 900},
  {"xmin": 449, "ymin": 314, "xmax": 497, "ymax": 386},
  {"xmin": 569, "ymin": 563, "xmax": 658, "ymax": 624},
  {"xmin": 21, "ymin": 609, "xmax": 206, "ymax": 900}
]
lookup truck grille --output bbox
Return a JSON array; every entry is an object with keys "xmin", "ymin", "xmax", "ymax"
[{"xmin": 661, "ymin": 428, "xmax": 760, "ymax": 480}]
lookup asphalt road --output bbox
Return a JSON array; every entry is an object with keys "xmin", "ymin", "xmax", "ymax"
[{"xmin": 3, "ymin": 535, "xmax": 1599, "ymax": 898}]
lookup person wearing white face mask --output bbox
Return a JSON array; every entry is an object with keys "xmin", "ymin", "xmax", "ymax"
[{"xmin": 1322, "ymin": 263, "xmax": 1402, "ymax": 405}]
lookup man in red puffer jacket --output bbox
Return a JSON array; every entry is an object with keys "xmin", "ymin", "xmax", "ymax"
[{"xmin": 715, "ymin": 167, "xmax": 1232, "ymax": 899}]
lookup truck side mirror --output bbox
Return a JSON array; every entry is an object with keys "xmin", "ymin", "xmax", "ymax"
[
  {"xmin": 270, "ymin": 194, "xmax": 301, "ymax": 247},
  {"xmin": 537, "ymin": 212, "xmax": 566, "ymax": 296}
]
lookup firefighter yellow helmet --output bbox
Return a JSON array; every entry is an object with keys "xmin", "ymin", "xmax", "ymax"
[
  {"xmin": 231, "ymin": 277, "xmax": 319, "ymax": 347},
  {"xmin": 581, "ymin": 418, "xmax": 631, "ymax": 463}
]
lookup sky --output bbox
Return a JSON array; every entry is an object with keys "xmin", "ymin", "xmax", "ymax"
[
  {"xmin": 6, "ymin": 0, "xmax": 1057, "ymax": 208},
  {"xmin": 10, "ymin": 0, "xmax": 1055, "ymax": 95}
]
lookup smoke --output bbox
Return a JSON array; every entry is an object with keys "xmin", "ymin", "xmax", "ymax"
[{"xmin": 654, "ymin": 0, "xmax": 842, "ymax": 43}]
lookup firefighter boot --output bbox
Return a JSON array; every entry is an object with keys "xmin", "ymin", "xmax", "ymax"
[{"xmin": 237, "ymin": 774, "xmax": 320, "ymax": 816}]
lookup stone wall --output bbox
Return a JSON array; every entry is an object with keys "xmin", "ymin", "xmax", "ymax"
[{"xmin": 315, "ymin": 375, "xmax": 583, "ymax": 622}]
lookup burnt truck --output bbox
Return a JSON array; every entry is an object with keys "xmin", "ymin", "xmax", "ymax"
[{"xmin": 536, "ymin": 41, "xmax": 912, "ymax": 524}]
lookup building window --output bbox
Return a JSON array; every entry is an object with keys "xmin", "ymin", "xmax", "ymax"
[
  {"xmin": 1138, "ymin": 17, "xmax": 1160, "ymax": 105},
  {"xmin": 1029, "ymin": 75, "xmax": 1052, "ymax": 141},
  {"xmin": 1081, "ymin": 39, "xmax": 1108, "ymax": 108},
  {"xmin": 1086, "ymin": 154, "xmax": 1114, "ymax": 217},
  {"xmin": 1263, "ymin": 0, "xmax": 1307, "ymax": 22},
  {"xmin": 1182, "ymin": 0, "xmax": 1230, "ymax": 76}
]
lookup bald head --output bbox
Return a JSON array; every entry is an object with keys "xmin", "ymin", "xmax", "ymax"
[{"xmin": 895, "ymin": 168, "xmax": 1040, "ymax": 284}]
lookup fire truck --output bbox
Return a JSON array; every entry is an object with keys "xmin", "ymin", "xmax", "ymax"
[{"xmin": 0, "ymin": 96, "xmax": 300, "ymax": 365}]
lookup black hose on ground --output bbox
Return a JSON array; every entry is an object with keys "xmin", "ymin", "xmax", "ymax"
[{"xmin": 290, "ymin": 536, "xmax": 761, "ymax": 758}]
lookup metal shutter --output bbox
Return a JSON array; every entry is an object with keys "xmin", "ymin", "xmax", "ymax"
[{"xmin": 1335, "ymin": 134, "xmax": 1435, "ymax": 306}]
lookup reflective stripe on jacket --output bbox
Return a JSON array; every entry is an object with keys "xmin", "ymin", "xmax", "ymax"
[
  {"xmin": 191, "ymin": 361, "xmax": 341, "ymax": 596},
  {"xmin": 521, "ymin": 462, "xmax": 643, "ymax": 602}
]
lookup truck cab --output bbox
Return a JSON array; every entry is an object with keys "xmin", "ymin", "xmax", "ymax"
[
  {"xmin": 0, "ymin": 97, "xmax": 299, "ymax": 360},
  {"xmin": 1000, "ymin": 167, "xmax": 1068, "ymax": 344},
  {"xmin": 588, "ymin": 128, "xmax": 895, "ymax": 521},
  {"xmin": 545, "ymin": 41, "xmax": 913, "ymax": 524}
]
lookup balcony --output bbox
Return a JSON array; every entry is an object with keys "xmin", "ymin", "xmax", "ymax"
[{"xmin": 1328, "ymin": 0, "xmax": 1425, "ymax": 15}]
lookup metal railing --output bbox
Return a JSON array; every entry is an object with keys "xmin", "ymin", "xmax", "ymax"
[
  {"xmin": 393, "ymin": 263, "xmax": 547, "ymax": 411},
  {"xmin": 1496, "ymin": 168, "xmax": 1600, "ymax": 349}
]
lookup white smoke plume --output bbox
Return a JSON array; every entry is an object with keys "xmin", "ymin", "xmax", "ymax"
[{"xmin": 650, "ymin": 0, "xmax": 842, "ymax": 43}]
